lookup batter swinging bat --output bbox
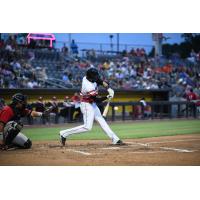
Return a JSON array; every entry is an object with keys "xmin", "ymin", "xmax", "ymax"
[{"xmin": 103, "ymin": 99, "xmax": 111, "ymax": 117}]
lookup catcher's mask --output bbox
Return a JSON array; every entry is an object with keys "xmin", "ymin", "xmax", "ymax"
[{"xmin": 12, "ymin": 93, "xmax": 27, "ymax": 108}]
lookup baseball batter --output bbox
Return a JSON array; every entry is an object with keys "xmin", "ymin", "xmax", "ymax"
[
  {"xmin": 59, "ymin": 68, "xmax": 123, "ymax": 146},
  {"xmin": 0, "ymin": 93, "xmax": 53, "ymax": 150}
]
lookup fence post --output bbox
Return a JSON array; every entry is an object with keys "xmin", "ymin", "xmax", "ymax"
[
  {"xmin": 122, "ymin": 105, "xmax": 125, "ymax": 121},
  {"xmin": 112, "ymin": 105, "xmax": 115, "ymax": 121},
  {"xmin": 151, "ymin": 104, "xmax": 154, "ymax": 119},
  {"xmin": 186, "ymin": 102, "xmax": 189, "ymax": 118},
  {"xmin": 193, "ymin": 103, "xmax": 197, "ymax": 118},
  {"xmin": 132, "ymin": 105, "xmax": 135, "ymax": 120},
  {"xmin": 178, "ymin": 104, "xmax": 181, "ymax": 118},
  {"xmin": 160, "ymin": 104, "xmax": 163, "ymax": 119},
  {"xmin": 141, "ymin": 105, "xmax": 144, "ymax": 119},
  {"xmin": 169, "ymin": 104, "xmax": 172, "ymax": 119}
]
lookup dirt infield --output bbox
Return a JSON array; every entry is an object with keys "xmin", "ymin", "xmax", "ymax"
[{"xmin": 0, "ymin": 134, "xmax": 200, "ymax": 166}]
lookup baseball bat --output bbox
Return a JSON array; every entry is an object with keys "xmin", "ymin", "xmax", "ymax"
[{"xmin": 102, "ymin": 99, "xmax": 111, "ymax": 117}]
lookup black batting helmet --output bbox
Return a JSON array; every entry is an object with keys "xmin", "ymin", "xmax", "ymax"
[
  {"xmin": 12, "ymin": 93, "xmax": 27, "ymax": 105},
  {"xmin": 86, "ymin": 68, "xmax": 101, "ymax": 83}
]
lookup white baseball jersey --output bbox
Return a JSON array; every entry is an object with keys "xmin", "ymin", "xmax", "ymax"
[
  {"xmin": 60, "ymin": 76, "xmax": 120, "ymax": 144},
  {"xmin": 80, "ymin": 76, "xmax": 98, "ymax": 103}
]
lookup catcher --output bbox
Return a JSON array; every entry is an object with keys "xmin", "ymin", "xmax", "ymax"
[{"xmin": 0, "ymin": 93, "xmax": 53, "ymax": 150}]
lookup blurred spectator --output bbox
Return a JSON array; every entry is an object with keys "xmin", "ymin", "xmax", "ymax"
[
  {"xmin": 35, "ymin": 67, "xmax": 48, "ymax": 80},
  {"xmin": 27, "ymin": 51, "xmax": 35, "ymax": 61},
  {"xmin": 62, "ymin": 43, "xmax": 68, "ymax": 55},
  {"xmin": 185, "ymin": 88, "xmax": 198, "ymax": 101},
  {"xmin": 62, "ymin": 72, "xmax": 70, "ymax": 84},
  {"xmin": 139, "ymin": 97, "xmax": 151, "ymax": 119},
  {"xmin": 71, "ymin": 92, "xmax": 81, "ymax": 121},
  {"xmin": 86, "ymin": 49, "xmax": 96, "ymax": 61},
  {"xmin": 35, "ymin": 96, "xmax": 46, "ymax": 112},
  {"xmin": 70, "ymin": 40, "xmax": 78, "ymax": 56},
  {"xmin": 59, "ymin": 96, "xmax": 74, "ymax": 122},
  {"xmin": 0, "ymin": 39, "xmax": 4, "ymax": 48},
  {"xmin": 35, "ymin": 96, "xmax": 46, "ymax": 124},
  {"xmin": 27, "ymin": 79, "xmax": 38, "ymax": 88},
  {"xmin": 49, "ymin": 96, "xmax": 59, "ymax": 124}
]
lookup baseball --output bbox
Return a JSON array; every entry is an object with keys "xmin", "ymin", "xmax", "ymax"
[{"xmin": 114, "ymin": 106, "xmax": 119, "ymax": 111}]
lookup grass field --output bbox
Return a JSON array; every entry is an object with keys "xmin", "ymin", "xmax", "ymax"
[{"xmin": 23, "ymin": 119, "xmax": 200, "ymax": 141}]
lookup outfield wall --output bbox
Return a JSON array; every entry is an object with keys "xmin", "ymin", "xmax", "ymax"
[{"xmin": 0, "ymin": 88, "xmax": 170, "ymax": 103}]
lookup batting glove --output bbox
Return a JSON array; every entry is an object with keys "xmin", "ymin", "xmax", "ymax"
[{"xmin": 107, "ymin": 88, "xmax": 114, "ymax": 98}]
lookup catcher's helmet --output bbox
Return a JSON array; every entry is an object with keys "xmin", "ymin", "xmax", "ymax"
[
  {"xmin": 86, "ymin": 68, "xmax": 101, "ymax": 83},
  {"xmin": 12, "ymin": 93, "xmax": 27, "ymax": 105}
]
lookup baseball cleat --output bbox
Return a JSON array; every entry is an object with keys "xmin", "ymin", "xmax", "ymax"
[
  {"xmin": 60, "ymin": 135, "xmax": 66, "ymax": 146},
  {"xmin": 115, "ymin": 140, "xmax": 125, "ymax": 145}
]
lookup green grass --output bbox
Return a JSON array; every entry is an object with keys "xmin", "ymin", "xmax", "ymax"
[{"xmin": 23, "ymin": 119, "xmax": 200, "ymax": 141}]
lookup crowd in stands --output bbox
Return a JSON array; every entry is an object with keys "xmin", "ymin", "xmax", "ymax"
[
  {"xmin": 61, "ymin": 47, "xmax": 200, "ymax": 101},
  {"xmin": 0, "ymin": 35, "xmax": 47, "ymax": 88},
  {"xmin": 1, "ymin": 34, "xmax": 200, "ymax": 102}
]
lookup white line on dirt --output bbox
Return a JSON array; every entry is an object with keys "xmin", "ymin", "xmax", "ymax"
[
  {"xmin": 129, "ymin": 151, "xmax": 167, "ymax": 154},
  {"xmin": 159, "ymin": 147, "xmax": 195, "ymax": 153},
  {"xmin": 125, "ymin": 140, "xmax": 198, "ymax": 153},
  {"xmin": 67, "ymin": 149, "xmax": 92, "ymax": 156},
  {"xmin": 148, "ymin": 139, "xmax": 200, "ymax": 145},
  {"xmin": 126, "ymin": 142, "xmax": 149, "ymax": 147},
  {"xmin": 101, "ymin": 147, "xmax": 121, "ymax": 150}
]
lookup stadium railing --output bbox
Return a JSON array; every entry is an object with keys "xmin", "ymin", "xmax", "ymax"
[
  {"xmin": 22, "ymin": 101, "xmax": 199, "ymax": 125},
  {"xmin": 104, "ymin": 101, "xmax": 198, "ymax": 121}
]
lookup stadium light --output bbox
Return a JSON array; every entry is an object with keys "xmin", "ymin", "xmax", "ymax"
[{"xmin": 109, "ymin": 34, "xmax": 114, "ymax": 52}]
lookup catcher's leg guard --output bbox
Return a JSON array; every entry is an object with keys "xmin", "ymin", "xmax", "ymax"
[
  {"xmin": 3, "ymin": 121, "xmax": 21, "ymax": 145},
  {"xmin": 12, "ymin": 132, "xmax": 32, "ymax": 149}
]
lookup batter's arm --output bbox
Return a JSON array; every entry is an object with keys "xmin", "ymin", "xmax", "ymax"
[{"xmin": 91, "ymin": 96, "xmax": 108, "ymax": 103}]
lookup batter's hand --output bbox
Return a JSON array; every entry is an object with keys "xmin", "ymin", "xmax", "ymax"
[{"xmin": 107, "ymin": 88, "xmax": 114, "ymax": 99}]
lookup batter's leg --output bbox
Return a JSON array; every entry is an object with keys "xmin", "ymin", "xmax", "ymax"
[
  {"xmin": 94, "ymin": 105, "xmax": 120, "ymax": 144},
  {"xmin": 60, "ymin": 102, "xmax": 95, "ymax": 138}
]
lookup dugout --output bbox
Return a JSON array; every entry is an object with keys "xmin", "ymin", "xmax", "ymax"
[
  {"xmin": 0, "ymin": 88, "xmax": 170, "ymax": 122},
  {"xmin": 0, "ymin": 88, "xmax": 170, "ymax": 103}
]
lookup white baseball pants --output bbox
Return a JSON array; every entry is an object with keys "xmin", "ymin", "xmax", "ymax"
[{"xmin": 60, "ymin": 102, "xmax": 120, "ymax": 144}]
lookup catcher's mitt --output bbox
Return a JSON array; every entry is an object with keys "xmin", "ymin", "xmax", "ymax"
[
  {"xmin": 42, "ymin": 106, "xmax": 55, "ymax": 118},
  {"xmin": 4, "ymin": 121, "xmax": 23, "ymax": 133}
]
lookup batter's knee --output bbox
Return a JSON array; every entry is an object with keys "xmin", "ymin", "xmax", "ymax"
[
  {"xmin": 84, "ymin": 125, "xmax": 92, "ymax": 131},
  {"xmin": 23, "ymin": 139, "xmax": 32, "ymax": 149}
]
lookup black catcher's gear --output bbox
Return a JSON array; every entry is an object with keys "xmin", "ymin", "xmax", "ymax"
[
  {"xmin": 3, "ymin": 121, "xmax": 23, "ymax": 145},
  {"xmin": 86, "ymin": 68, "xmax": 103, "ymax": 85},
  {"xmin": 23, "ymin": 139, "xmax": 32, "ymax": 149},
  {"xmin": 12, "ymin": 93, "xmax": 27, "ymax": 106},
  {"xmin": 42, "ymin": 106, "xmax": 55, "ymax": 118}
]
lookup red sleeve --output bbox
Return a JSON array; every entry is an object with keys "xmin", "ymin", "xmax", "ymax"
[{"xmin": 0, "ymin": 106, "xmax": 14, "ymax": 124}]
